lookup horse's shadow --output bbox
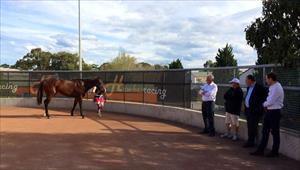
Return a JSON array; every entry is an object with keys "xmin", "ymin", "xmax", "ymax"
[
  {"xmin": 0, "ymin": 107, "xmax": 83, "ymax": 119},
  {"xmin": 0, "ymin": 114, "xmax": 72, "ymax": 119}
]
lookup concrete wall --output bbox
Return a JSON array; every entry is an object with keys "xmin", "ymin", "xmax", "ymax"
[{"xmin": 1, "ymin": 97, "xmax": 299, "ymax": 161}]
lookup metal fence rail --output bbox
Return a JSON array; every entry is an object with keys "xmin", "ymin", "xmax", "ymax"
[{"xmin": 1, "ymin": 64, "xmax": 299, "ymax": 132}]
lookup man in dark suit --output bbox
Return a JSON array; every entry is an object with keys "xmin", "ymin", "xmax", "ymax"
[{"xmin": 243, "ymin": 75, "xmax": 268, "ymax": 147}]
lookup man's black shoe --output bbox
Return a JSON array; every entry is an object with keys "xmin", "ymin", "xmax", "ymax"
[
  {"xmin": 198, "ymin": 130, "xmax": 209, "ymax": 134},
  {"xmin": 243, "ymin": 143, "xmax": 255, "ymax": 148},
  {"xmin": 250, "ymin": 150, "xmax": 264, "ymax": 156},
  {"xmin": 208, "ymin": 133, "xmax": 215, "ymax": 137},
  {"xmin": 265, "ymin": 152, "xmax": 279, "ymax": 158}
]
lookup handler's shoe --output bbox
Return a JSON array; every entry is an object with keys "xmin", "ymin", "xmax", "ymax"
[
  {"xmin": 232, "ymin": 135, "xmax": 239, "ymax": 141},
  {"xmin": 221, "ymin": 133, "xmax": 232, "ymax": 139},
  {"xmin": 97, "ymin": 109, "xmax": 102, "ymax": 117},
  {"xmin": 220, "ymin": 133, "xmax": 230, "ymax": 138}
]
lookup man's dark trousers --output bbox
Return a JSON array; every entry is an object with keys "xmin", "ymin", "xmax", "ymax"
[
  {"xmin": 257, "ymin": 109, "xmax": 281, "ymax": 154},
  {"xmin": 202, "ymin": 101, "xmax": 215, "ymax": 134},
  {"xmin": 245, "ymin": 108, "xmax": 261, "ymax": 145}
]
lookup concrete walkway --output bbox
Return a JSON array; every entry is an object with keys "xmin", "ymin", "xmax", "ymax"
[{"xmin": 1, "ymin": 107, "xmax": 299, "ymax": 170}]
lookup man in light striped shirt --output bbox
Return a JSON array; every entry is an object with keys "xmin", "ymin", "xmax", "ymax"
[{"xmin": 251, "ymin": 72, "xmax": 284, "ymax": 157}]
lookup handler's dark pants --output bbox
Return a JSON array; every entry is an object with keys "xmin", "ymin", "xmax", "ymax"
[
  {"xmin": 245, "ymin": 108, "xmax": 261, "ymax": 145},
  {"xmin": 257, "ymin": 109, "xmax": 281, "ymax": 154},
  {"xmin": 202, "ymin": 101, "xmax": 215, "ymax": 134}
]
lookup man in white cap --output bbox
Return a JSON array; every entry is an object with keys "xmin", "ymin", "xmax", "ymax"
[{"xmin": 221, "ymin": 78, "xmax": 244, "ymax": 141}]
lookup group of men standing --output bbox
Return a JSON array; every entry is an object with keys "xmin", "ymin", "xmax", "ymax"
[{"xmin": 198, "ymin": 72, "xmax": 284, "ymax": 157}]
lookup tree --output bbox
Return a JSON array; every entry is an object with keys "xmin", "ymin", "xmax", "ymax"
[
  {"xmin": 137, "ymin": 62, "xmax": 154, "ymax": 70},
  {"xmin": 0, "ymin": 64, "xmax": 10, "ymax": 68},
  {"xmin": 12, "ymin": 48, "xmax": 93, "ymax": 70},
  {"xmin": 108, "ymin": 52, "xmax": 138, "ymax": 70},
  {"xmin": 154, "ymin": 64, "xmax": 168, "ymax": 70},
  {"xmin": 203, "ymin": 60, "xmax": 216, "ymax": 68},
  {"xmin": 50, "ymin": 52, "xmax": 79, "ymax": 70},
  {"xmin": 13, "ymin": 48, "xmax": 52, "ymax": 70},
  {"xmin": 215, "ymin": 44, "xmax": 237, "ymax": 67},
  {"xmin": 245, "ymin": 0, "xmax": 300, "ymax": 66},
  {"xmin": 209, "ymin": 44, "xmax": 237, "ymax": 86},
  {"xmin": 168, "ymin": 59, "xmax": 183, "ymax": 69},
  {"xmin": 90, "ymin": 64, "xmax": 99, "ymax": 70},
  {"xmin": 99, "ymin": 62, "xmax": 112, "ymax": 70},
  {"xmin": 83, "ymin": 62, "xmax": 92, "ymax": 70},
  {"xmin": 99, "ymin": 52, "xmax": 156, "ymax": 71}
]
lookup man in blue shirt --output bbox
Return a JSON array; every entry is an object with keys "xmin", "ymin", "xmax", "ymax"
[{"xmin": 243, "ymin": 75, "xmax": 268, "ymax": 148}]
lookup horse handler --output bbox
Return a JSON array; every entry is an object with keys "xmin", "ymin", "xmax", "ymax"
[{"xmin": 93, "ymin": 86, "xmax": 106, "ymax": 117}]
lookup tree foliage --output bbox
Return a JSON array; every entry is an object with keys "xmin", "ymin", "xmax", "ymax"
[
  {"xmin": 154, "ymin": 64, "xmax": 168, "ymax": 70},
  {"xmin": 215, "ymin": 44, "xmax": 237, "ymax": 67},
  {"xmin": 98, "ymin": 52, "xmax": 157, "ymax": 71},
  {"xmin": 13, "ymin": 48, "xmax": 52, "ymax": 70},
  {"xmin": 9, "ymin": 48, "xmax": 174, "ymax": 71},
  {"xmin": 12, "ymin": 48, "xmax": 92, "ymax": 70},
  {"xmin": 202, "ymin": 44, "xmax": 237, "ymax": 85},
  {"xmin": 168, "ymin": 59, "xmax": 184, "ymax": 69},
  {"xmin": 203, "ymin": 60, "xmax": 216, "ymax": 68},
  {"xmin": 245, "ymin": 0, "xmax": 300, "ymax": 66},
  {"xmin": 0, "ymin": 64, "xmax": 10, "ymax": 68}
]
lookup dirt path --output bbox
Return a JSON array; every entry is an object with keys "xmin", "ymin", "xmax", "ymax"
[{"xmin": 1, "ymin": 106, "xmax": 299, "ymax": 170}]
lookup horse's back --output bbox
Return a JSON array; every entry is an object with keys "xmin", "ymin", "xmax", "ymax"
[{"xmin": 55, "ymin": 79, "xmax": 84, "ymax": 96}]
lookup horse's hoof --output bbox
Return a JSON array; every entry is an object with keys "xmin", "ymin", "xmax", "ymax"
[
  {"xmin": 47, "ymin": 116, "xmax": 50, "ymax": 119},
  {"xmin": 81, "ymin": 116, "xmax": 85, "ymax": 119}
]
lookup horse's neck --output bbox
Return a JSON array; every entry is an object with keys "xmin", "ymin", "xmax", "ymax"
[
  {"xmin": 83, "ymin": 80, "xmax": 96, "ymax": 92},
  {"xmin": 84, "ymin": 84, "xmax": 92, "ymax": 93}
]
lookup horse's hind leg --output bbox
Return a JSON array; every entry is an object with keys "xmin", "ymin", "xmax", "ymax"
[
  {"xmin": 71, "ymin": 98, "xmax": 78, "ymax": 116},
  {"xmin": 79, "ymin": 98, "xmax": 84, "ymax": 119},
  {"xmin": 44, "ymin": 96, "xmax": 52, "ymax": 119}
]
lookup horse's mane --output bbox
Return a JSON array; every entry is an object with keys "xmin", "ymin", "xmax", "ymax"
[{"xmin": 75, "ymin": 78, "xmax": 104, "ymax": 93}]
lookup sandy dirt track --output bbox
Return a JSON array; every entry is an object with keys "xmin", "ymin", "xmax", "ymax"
[{"xmin": 1, "ymin": 106, "xmax": 299, "ymax": 170}]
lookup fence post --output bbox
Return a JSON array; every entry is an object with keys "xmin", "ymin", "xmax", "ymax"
[
  {"xmin": 183, "ymin": 71, "xmax": 185, "ymax": 109},
  {"xmin": 7, "ymin": 72, "xmax": 10, "ymax": 97},
  {"xmin": 28, "ymin": 72, "xmax": 31, "ymax": 97},
  {"xmin": 162, "ymin": 71, "xmax": 165, "ymax": 106},
  {"xmin": 233, "ymin": 68, "xmax": 236, "ymax": 78},
  {"xmin": 142, "ymin": 71, "xmax": 144, "ymax": 104},
  {"xmin": 263, "ymin": 67, "xmax": 266, "ymax": 85},
  {"xmin": 123, "ymin": 71, "xmax": 125, "ymax": 103}
]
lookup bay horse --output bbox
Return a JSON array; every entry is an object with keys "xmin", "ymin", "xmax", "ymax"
[{"xmin": 37, "ymin": 77, "xmax": 106, "ymax": 119}]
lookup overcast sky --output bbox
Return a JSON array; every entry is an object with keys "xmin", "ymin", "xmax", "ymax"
[{"xmin": 0, "ymin": 0, "xmax": 262, "ymax": 68}]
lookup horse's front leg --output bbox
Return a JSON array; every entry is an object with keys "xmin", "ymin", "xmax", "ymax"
[
  {"xmin": 79, "ymin": 98, "xmax": 84, "ymax": 119},
  {"xmin": 44, "ymin": 96, "xmax": 52, "ymax": 119},
  {"xmin": 71, "ymin": 98, "xmax": 78, "ymax": 116}
]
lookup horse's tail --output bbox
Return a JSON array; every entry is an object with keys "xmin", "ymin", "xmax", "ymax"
[{"xmin": 37, "ymin": 81, "xmax": 44, "ymax": 105}]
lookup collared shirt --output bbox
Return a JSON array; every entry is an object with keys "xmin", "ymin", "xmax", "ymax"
[
  {"xmin": 200, "ymin": 82, "xmax": 218, "ymax": 102},
  {"xmin": 245, "ymin": 82, "xmax": 256, "ymax": 108},
  {"xmin": 263, "ymin": 82, "xmax": 284, "ymax": 110}
]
